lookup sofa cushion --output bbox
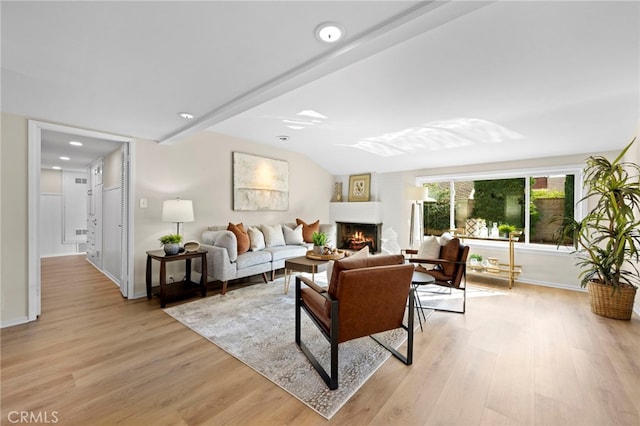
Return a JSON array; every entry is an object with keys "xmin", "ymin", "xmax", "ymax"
[
  {"xmin": 236, "ymin": 250, "xmax": 272, "ymax": 270},
  {"xmin": 261, "ymin": 224, "xmax": 285, "ymax": 248},
  {"xmin": 265, "ymin": 245, "xmax": 308, "ymax": 261},
  {"xmin": 296, "ymin": 218, "xmax": 320, "ymax": 243},
  {"xmin": 228, "ymin": 223, "xmax": 250, "ymax": 255},
  {"xmin": 283, "ymin": 224, "xmax": 304, "ymax": 245}
]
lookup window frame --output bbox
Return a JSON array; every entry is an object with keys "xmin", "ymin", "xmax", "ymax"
[{"xmin": 416, "ymin": 164, "xmax": 585, "ymax": 250}]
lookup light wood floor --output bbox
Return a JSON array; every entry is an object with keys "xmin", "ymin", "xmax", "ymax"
[{"xmin": 2, "ymin": 255, "xmax": 639, "ymax": 425}]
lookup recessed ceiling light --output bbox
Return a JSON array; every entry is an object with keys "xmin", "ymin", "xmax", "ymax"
[
  {"xmin": 315, "ymin": 22, "xmax": 343, "ymax": 43},
  {"xmin": 286, "ymin": 126, "xmax": 304, "ymax": 130},
  {"xmin": 52, "ymin": 166, "xmax": 61, "ymax": 170},
  {"xmin": 69, "ymin": 141, "xmax": 83, "ymax": 146},
  {"xmin": 178, "ymin": 112, "xmax": 194, "ymax": 119},
  {"xmin": 59, "ymin": 156, "xmax": 70, "ymax": 161},
  {"xmin": 276, "ymin": 135, "xmax": 290, "ymax": 142}
]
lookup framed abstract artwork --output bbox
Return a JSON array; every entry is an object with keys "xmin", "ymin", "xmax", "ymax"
[
  {"xmin": 233, "ymin": 152, "xmax": 289, "ymax": 211},
  {"xmin": 348, "ymin": 173, "xmax": 371, "ymax": 202}
]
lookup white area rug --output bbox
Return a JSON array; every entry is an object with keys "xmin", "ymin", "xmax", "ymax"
[{"xmin": 164, "ymin": 274, "xmax": 424, "ymax": 419}]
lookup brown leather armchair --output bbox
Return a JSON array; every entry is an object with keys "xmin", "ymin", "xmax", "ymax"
[
  {"xmin": 406, "ymin": 237, "xmax": 469, "ymax": 314},
  {"xmin": 295, "ymin": 254, "xmax": 416, "ymax": 390}
]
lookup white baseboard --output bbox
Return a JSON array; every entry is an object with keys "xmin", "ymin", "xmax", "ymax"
[
  {"xmin": 515, "ymin": 278, "xmax": 587, "ymax": 293},
  {"xmin": 1, "ymin": 316, "xmax": 30, "ymax": 328},
  {"xmin": 131, "ymin": 291, "xmax": 149, "ymax": 299}
]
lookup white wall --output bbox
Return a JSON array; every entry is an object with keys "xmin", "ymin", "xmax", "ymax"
[
  {"xmin": 1, "ymin": 113, "xmax": 29, "ymax": 326},
  {"xmin": 132, "ymin": 130, "xmax": 333, "ymax": 298}
]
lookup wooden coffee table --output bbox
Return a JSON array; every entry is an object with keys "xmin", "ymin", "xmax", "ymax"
[{"xmin": 284, "ymin": 256, "xmax": 330, "ymax": 293}]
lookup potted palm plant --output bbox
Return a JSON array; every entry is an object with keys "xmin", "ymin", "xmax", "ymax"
[
  {"xmin": 555, "ymin": 138, "xmax": 639, "ymax": 319},
  {"xmin": 311, "ymin": 231, "xmax": 328, "ymax": 255}
]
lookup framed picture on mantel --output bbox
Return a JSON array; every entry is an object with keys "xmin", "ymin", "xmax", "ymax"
[{"xmin": 348, "ymin": 173, "xmax": 370, "ymax": 202}]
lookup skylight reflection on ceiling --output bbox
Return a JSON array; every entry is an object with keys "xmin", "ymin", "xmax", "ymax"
[{"xmin": 344, "ymin": 118, "xmax": 523, "ymax": 157}]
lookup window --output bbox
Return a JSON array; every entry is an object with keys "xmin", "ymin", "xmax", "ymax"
[{"xmin": 419, "ymin": 168, "xmax": 579, "ymax": 246}]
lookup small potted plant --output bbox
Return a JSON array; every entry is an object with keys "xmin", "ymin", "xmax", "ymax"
[
  {"xmin": 311, "ymin": 231, "xmax": 328, "ymax": 255},
  {"xmin": 160, "ymin": 234, "xmax": 183, "ymax": 255},
  {"xmin": 469, "ymin": 253, "xmax": 483, "ymax": 270},
  {"xmin": 555, "ymin": 138, "xmax": 639, "ymax": 319},
  {"xmin": 498, "ymin": 224, "xmax": 516, "ymax": 238}
]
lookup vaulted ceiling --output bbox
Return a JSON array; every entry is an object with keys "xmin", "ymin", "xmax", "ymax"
[{"xmin": 2, "ymin": 1, "xmax": 638, "ymax": 175}]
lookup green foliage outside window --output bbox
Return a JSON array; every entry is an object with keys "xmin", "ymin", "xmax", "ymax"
[
  {"xmin": 471, "ymin": 179, "xmax": 525, "ymax": 228},
  {"xmin": 423, "ymin": 184, "xmax": 450, "ymax": 234},
  {"xmin": 563, "ymin": 174, "xmax": 575, "ymax": 219}
]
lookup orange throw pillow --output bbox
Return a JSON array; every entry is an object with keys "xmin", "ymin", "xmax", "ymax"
[
  {"xmin": 227, "ymin": 222, "xmax": 250, "ymax": 255},
  {"xmin": 296, "ymin": 218, "xmax": 320, "ymax": 243}
]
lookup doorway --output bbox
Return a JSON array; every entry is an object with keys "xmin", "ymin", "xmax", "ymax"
[{"xmin": 28, "ymin": 120, "xmax": 134, "ymax": 321}]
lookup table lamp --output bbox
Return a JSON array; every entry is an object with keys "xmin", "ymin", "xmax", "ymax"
[{"xmin": 162, "ymin": 198, "xmax": 194, "ymax": 235}]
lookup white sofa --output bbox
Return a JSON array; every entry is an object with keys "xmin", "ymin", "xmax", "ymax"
[{"xmin": 194, "ymin": 223, "xmax": 336, "ymax": 294}]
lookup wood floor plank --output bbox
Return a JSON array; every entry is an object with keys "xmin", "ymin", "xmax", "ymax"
[{"xmin": 1, "ymin": 255, "xmax": 639, "ymax": 425}]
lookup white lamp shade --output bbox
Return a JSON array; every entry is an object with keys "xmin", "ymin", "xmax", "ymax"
[
  {"xmin": 162, "ymin": 199, "xmax": 194, "ymax": 223},
  {"xmin": 405, "ymin": 186, "xmax": 436, "ymax": 202}
]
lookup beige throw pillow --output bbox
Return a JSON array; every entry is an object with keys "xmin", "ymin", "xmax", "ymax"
[
  {"xmin": 248, "ymin": 226, "xmax": 265, "ymax": 251},
  {"xmin": 261, "ymin": 224, "xmax": 285, "ymax": 248},
  {"xmin": 416, "ymin": 235, "xmax": 441, "ymax": 270},
  {"xmin": 283, "ymin": 224, "xmax": 304, "ymax": 245}
]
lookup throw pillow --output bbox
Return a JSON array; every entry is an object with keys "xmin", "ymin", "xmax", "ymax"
[
  {"xmin": 283, "ymin": 224, "xmax": 304, "ymax": 245},
  {"xmin": 319, "ymin": 223, "xmax": 337, "ymax": 247},
  {"xmin": 439, "ymin": 232, "xmax": 454, "ymax": 247},
  {"xmin": 227, "ymin": 222, "xmax": 250, "ymax": 255},
  {"xmin": 416, "ymin": 235, "xmax": 440, "ymax": 270},
  {"xmin": 327, "ymin": 246, "xmax": 369, "ymax": 286},
  {"xmin": 261, "ymin": 224, "xmax": 285, "ymax": 248},
  {"xmin": 247, "ymin": 226, "xmax": 266, "ymax": 251},
  {"xmin": 296, "ymin": 218, "xmax": 320, "ymax": 243}
]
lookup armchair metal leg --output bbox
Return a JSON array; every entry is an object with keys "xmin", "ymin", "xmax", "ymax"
[
  {"xmin": 295, "ymin": 276, "xmax": 340, "ymax": 390},
  {"xmin": 370, "ymin": 288, "xmax": 414, "ymax": 365},
  {"xmin": 417, "ymin": 271, "xmax": 467, "ymax": 314}
]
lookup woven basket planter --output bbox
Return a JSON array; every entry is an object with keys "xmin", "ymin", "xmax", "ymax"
[{"xmin": 587, "ymin": 280, "xmax": 637, "ymax": 320}]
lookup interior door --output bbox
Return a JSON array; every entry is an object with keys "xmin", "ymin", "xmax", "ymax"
[{"xmin": 102, "ymin": 145, "xmax": 129, "ymax": 297}]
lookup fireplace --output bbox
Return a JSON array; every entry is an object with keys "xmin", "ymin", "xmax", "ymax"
[{"xmin": 336, "ymin": 222, "xmax": 382, "ymax": 253}]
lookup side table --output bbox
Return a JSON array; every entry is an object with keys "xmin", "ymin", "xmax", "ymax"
[
  {"xmin": 284, "ymin": 256, "xmax": 330, "ymax": 293},
  {"xmin": 146, "ymin": 249, "xmax": 208, "ymax": 308}
]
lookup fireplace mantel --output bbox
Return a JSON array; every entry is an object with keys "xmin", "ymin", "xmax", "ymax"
[{"xmin": 330, "ymin": 201, "xmax": 382, "ymax": 224}]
